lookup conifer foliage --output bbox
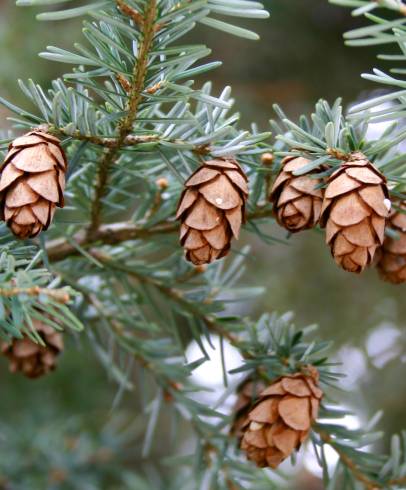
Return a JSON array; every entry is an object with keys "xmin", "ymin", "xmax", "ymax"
[{"xmin": 0, "ymin": 0, "xmax": 405, "ymax": 488}]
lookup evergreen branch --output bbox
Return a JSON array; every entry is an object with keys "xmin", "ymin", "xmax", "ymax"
[
  {"xmin": 59, "ymin": 130, "xmax": 160, "ymax": 147},
  {"xmin": 46, "ymin": 207, "xmax": 274, "ymax": 262},
  {"xmin": 317, "ymin": 429, "xmax": 406, "ymax": 489},
  {"xmin": 85, "ymin": 248, "xmax": 240, "ymax": 345},
  {"xmin": 52, "ymin": 127, "xmax": 212, "ymax": 154},
  {"xmin": 317, "ymin": 430, "xmax": 382, "ymax": 490},
  {"xmin": 57, "ymin": 246, "xmax": 406, "ymax": 490},
  {"xmin": 87, "ymin": 0, "xmax": 158, "ymax": 236},
  {"xmin": 116, "ymin": 0, "xmax": 144, "ymax": 27},
  {"xmin": 63, "ymin": 268, "xmax": 281, "ymax": 488},
  {"xmin": 0, "ymin": 286, "xmax": 70, "ymax": 304},
  {"xmin": 0, "ymin": 247, "xmax": 84, "ymax": 336}
]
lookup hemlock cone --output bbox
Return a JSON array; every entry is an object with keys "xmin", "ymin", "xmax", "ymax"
[
  {"xmin": 240, "ymin": 367, "xmax": 322, "ymax": 468},
  {"xmin": 320, "ymin": 152, "xmax": 390, "ymax": 273},
  {"xmin": 176, "ymin": 158, "xmax": 248, "ymax": 265},
  {"xmin": 0, "ymin": 129, "xmax": 66, "ymax": 239},
  {"xmin": 231, "ymin": 379, "xmax": 266, "ymax": 440},
  {"xmin": 1, "ymin": 320, "xmax": 64, "ymax": 378},
  {"xmin": 270, "ymin": 156, "xmax": 323, "ymax": 232},
  {"xmin": 377, "ymin": 203, "xmax": 406, "ymax": 284}
]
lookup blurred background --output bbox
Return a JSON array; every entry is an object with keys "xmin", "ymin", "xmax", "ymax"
[{"xmin": 0, "ymin": 0, "xmax": 405, "ymax": 488}]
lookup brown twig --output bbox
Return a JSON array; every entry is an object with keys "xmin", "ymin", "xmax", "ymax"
[
  {"xmin": 56, "ymin": 130, "xmax": 160, "ymax": 147},
  {"xmin": 115, "ymin": 73, "xmax": 132, "ymax": 93},
  {"xmin": 146, "ymin": 81, "xmax": 164, "ymax": 94},
  {"xmin": 87, "ymin": 0, "xmax": 157, "ymax": 237},
  {"xmin": 326, "ymin": 147, "xmax": 350, "ymax": 161},
  {"xmin": 46, "ymin": 208, "xmax": 274, "ymax": 262},
  {"xmin": 53, "ymin": 125, "xmax": 212, "ymax": 155},
  {"xmin": 0, "ymin": 286, "xmax": 70, "ymax": 304},
  {"xmin": 316, "ymin": 429, "xmax": 406, "ymax": 489},
  {"xmin": 116, "ymin": 0, "xmax": 144, "ymax": 26}
]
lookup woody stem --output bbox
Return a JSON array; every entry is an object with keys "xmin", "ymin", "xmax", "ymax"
[{"xmin": 87, "ymin": 0, "xmax": 157, "ymax": 237}]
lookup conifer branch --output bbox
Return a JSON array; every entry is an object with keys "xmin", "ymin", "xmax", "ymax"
[
  {"xmin": 317, "ymin": 428, "xmax": 406, "ymax": 489},
  {"xmin": 46, "ymin": 208, "xmax": 274, "ymax": 262},
  {"xmin": 317, "ymin": 430, "xmax": 382, "ymax": 490},
  {"xmin": 59, "ymin": 130, "xmax": 160, "ymax": 147},
  {"xmin": 0, "ymin": 286, "xmax": 70, "ymax": 304},
  {"xmin": 54, "ymin": 127, "xmax": 212, "ymax": 154},
  {"xmin": 85, "ymin": 248, "xmax": 240, "ymax": 344},
  {"xmin": 87, "ymin": 0, "xmax": 157, "ymax": 237},
  {"xmin": 1, "ymin": 0, "xmax": 405, "ymax": 486}
]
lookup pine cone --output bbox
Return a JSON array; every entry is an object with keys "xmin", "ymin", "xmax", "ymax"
[
  {"xmin": 0, "ymin": 129, "xmax": 66, "ymax": 239},
  {"xmin": 320, "ymin": 152, "xmax": 390, "ymax": 273},
  {"xmin": 230, "ymin": 379, "xmax": 266, "ymax": 440},
  {"xmin": 377, "ymin": 203, "xmax": 406, "ymax": 284},
  {"xmin": 176, "ymin": 158, "xmax": 248, "ymax": 265},
  {"xmin": 270, "ymin": 156, "xmax": 323, "ymax": 232},
  {"xmin": 240, "ymin": 367, "xmax": 322, "ymax": 469},
  {"xmin": 1, "ymin": 320, "xmax": 64, "ymax": 378}
]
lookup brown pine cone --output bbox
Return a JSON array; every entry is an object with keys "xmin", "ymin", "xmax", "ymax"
[
  {"xmin": 270, "ymin": 156, "xmax": 323, "ymax": 233},
  {"xmin": 230, "ymin": 379, "xmax": 266, "ymax": 440},
  {"xmin": 377, "ymin": 203, "xmax": 406, "ymax": 284},
  {"xmin": 240, "ymin": 367, "xmax": 322, "ymax": 469},
  {"xmin": 320, "ymin": 152, "xmax": 390, "ymax": 273},
  {"xmin": 176, "ymin": 157, "xmax": 248, "ymax": 265},
  {"xmin": 1, "ymin": 320, "xmax": 64, "ymax": 378},
  {"xmin": 0, "ymin": 129, "xmax": 66, "ymax": 239}
]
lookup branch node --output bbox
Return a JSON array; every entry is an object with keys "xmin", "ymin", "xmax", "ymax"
[
  {"xmin": 116, "ymin": 73, "xmax": 131, "ymax": 93},
  {"xmin": 116, "ymin": 0, "xmax": 144, "ymax": 26}
]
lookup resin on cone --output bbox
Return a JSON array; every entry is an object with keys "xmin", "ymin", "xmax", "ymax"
[
  {"xmin": 240, "ymin": 367, "xmax": 322, "ymax": 469},
  {"xmin": 1, "ymin": 319, "xmax": 63, "ymax": 378},
  {"xmin": 377, "ymin": 202, "xmax": 406, "ymax": 284},
  {"xmin": 176, "ymin": 157, "xmax": 248, "ymax": 265},
  {"xmin": 270, "ymin": 156, "xmax": 323, "ymax": 232},
  {"xmin": 0, "ymin": 129, "xmax": 66, "ymax": 239},
  {"xmin": 320, "ymin": 152, "xmax": 390, "ymax": 273}
]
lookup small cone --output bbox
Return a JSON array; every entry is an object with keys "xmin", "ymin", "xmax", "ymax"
[
  {"xmin": 0, "ymin": 129, "xmax": 66, "ymax": 239},
  {"xmin": 377, "ymin": 202, "xmax": 406, "ymax": 284},
  {"xmin": 1, "ymin": 319, "xmax": 63, "ymax": 378},
  {"xmin": 320, "ymin": 152, "xmax": 390, "ymax": 273},
  {"xmin": 176, "ymin": 157, "xmax": 248, "ymax": 265},
  {"xmin": 240, "ymin": 367, "xmax": 322, "ymax": 469},
  {"xmin": 270, "ymin": 156, "xmax": 323, "ymax": 232}
]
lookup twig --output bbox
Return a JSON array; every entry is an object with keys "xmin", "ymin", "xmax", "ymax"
[
  {"xmin": 116, "ymin": 0, "xmax": 144, "ymax": 26},
  {"xmin": 56, "ymin": 130, "xmax": 159, "ymax": 147},
  {"xmin": 46, "ymin": 208, "xmax": 274, "ymax": 262},
  {"xmin": 0, "ymin": 286, "xmax": 70, "ymax": 304},
  {"xmin": 88, "ymin": 249, "xmax": 240, "ymax": 346},
  {"xmin": 87, "ymin": 0, "xmax": 157, "ymax": 237},
  {"xmin": 53, "ymin": 127, "xmax": 212, "ymax": 154},
  {"xmin": 316, "ymin": 429, "xmax": 406, "ymax": 489}
]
